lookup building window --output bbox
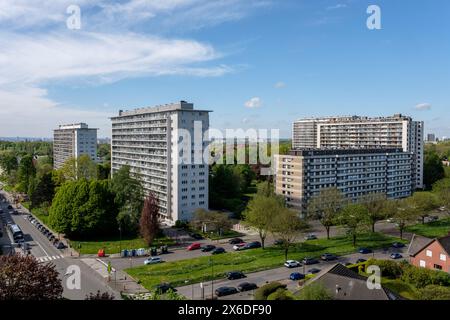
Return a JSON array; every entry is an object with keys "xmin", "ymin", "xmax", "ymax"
[
  {"xmin": 440, "ymin": 254, "xmax": 447, "ymax": 261},
  {"xmin": 434, "ymin": 264, "xmax": 443, "ymax": 270},
  {"xmin": 426, "ymin": 250, "xmax": 432, "ymax": 257},
  {"xmin": 419, "ymin": 260, "xmax": 426, "ymax": 267}
]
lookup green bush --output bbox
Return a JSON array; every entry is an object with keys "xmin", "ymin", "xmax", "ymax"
[
  {"xmin": 267, "ymin": 288, "xmax": 294, "ymax": 300},
  {"xmin": 366, "ymin": 259, "xmax": 403, "ymax": 279},
  {"xmin": 417, "ymin": 285, "xmax": 450, "ymax": 300},
  {"xmin": 401, "ymin": 265, "xmax": 450, "ymax": 288},
  {"xmin": 297, "ymin": 281, "xmax": 333, "ymax": 300},
  {"xmin": 254, "ymin": 282, "xmax": 287, "ymax": 300}
]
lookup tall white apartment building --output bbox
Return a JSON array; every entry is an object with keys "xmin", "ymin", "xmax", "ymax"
[
  {"xmin": 53, "ymin": 123, "xmax": 98, "ymax": 169},
  {"xmin": 111, "ymin": 101, "xmax": 210, "ymax": 224},
  {"xmin": 292, "ymin": 114, "xmax": 424, "ymax": 189}
]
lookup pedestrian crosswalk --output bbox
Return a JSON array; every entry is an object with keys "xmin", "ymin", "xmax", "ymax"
[{"xmin": 37, "ymin": 255, "xmax": 64, "ymax": 262}]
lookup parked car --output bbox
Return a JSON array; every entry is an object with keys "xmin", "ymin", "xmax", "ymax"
[
  {"xmin": 211, "ymin": 247, "xmax": 225, "ymax": 255},
  {"xmin": 201, "ymin": 245, "xmax": 216, "ymax": 252},
  {"xmin": 392, "ymin": 242, "xmax": 405, "ymax": 248},
  {"xmin": 356, "ymin": 258, "xmax": 367, "ymax": 264},
  {"xmin": 243, "ymin": 241, "xmax": 261, "ymax": 250},
  {"xmin": 308, "ymin": 268, "xmax": 321, "ymax": 274},
  {"xmin": 226, "ymin": 271, "xmax": 246, "ymax": 280},
  {"xmin": 233, "ymin": 243, "xmax": 246, "ymax": 251},
  {"xmin": 55, "ymin": 242, "xmax": 66, "ymax": 250},
  {"xmin": 237, "ymin": 282, "xmax": 257, "ymax": 292},
  {"xmin": 321, "ymin": 253, "xmax": 337, "ymax": 261},
  {"xmin": 228, "ymin": 238, "xmax": 244, "ymax": 245},
  {"xmin": 155, "ymin": 283, "xmax": 176, "ymax": 294},
  {"xmin": 358, "ymin": 248, "xmax": 372, "ymax": 254},
  {"xmin": 302, "ymin": 257, "xmax": 319, "ymax": 265},
  {"xmin": 428, "ymin": 216, "xmax": 439, "ymax": 222},
  {"xmin": 7, "ymin": 205, "xmax": 12, "ymax": 210},
  {"xmin": 187, "ymin": 243, "xmax": 202, "ymax": 251},
  {"xmin": 189, "ymin": 233, "xmax": 204, "ymax": 240},
  {"xmin": 215, "ymin": 286, "xmax": 238, "ymax": 297},
  {"xmin": 274, "ymin": 239, "xmax": 285, "ymax": 246},
  {"xmin": 144, "ymin": 257, "xmax": 162, "ymax": 265},
  {"xmin": 284, "ymin": 260, "xmax": 301, "ymax": 268},
  {"xmin": 304, "ymin": 234, "xmax": 317, "ymax": 240},
  {"xmin": 390, "ymin": 253, "xmax": 403, "ymax": 260},
  {"xmin": 290, "ymin": 272, "xmax": 305, "ymax": 280},
  {"xmin": 386, "ymin": 218, "xmax": 394, "ymax": 223}
]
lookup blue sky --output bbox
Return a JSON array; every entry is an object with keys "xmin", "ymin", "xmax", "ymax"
[{"xmin": 0, "ymin": 0, "xmax": 449, "ymax": 138}]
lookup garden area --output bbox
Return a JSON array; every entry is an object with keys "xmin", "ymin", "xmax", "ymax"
[{"xmin": 125, "ymin": 232, "xmax": 404, "ymax": 290}]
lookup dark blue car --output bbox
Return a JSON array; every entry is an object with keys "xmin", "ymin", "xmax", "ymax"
[
  {"xmin": 290, "ymin": 272, "xmax": 305, "ymax": 280},
  {"xmin": 358, "ymin": 248, "xmax": 372, "ymax": 254}
]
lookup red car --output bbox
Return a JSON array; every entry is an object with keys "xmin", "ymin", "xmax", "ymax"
[{"xmin": 187, "ymin": 243, "xmax": 202, "ymax": 251}]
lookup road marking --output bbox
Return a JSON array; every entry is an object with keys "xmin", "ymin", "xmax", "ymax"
[{"xmin": 35, "ymin": 240, "xmax": 50, "ymax": 258}]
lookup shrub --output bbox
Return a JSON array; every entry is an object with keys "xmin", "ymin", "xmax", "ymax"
[
  {"xmin": 254, "ymin": 282, "xmax": 287, "ymax": 300},
  {"xmin": 417, "ymin": 285, "xmax": 450, "ymax": 300},
  {"xmin": 267, "ymin": 288, "xmax": 294, "ymax": 300},
  {"xmin": 401, "ymin": 265, "xmax": 450, "ymax": 288},
  {"xmin": 366, "ymin": 259, "xmax": 403, "ymax": 279},
  {"xmin": 297, "ymin": 281, "xmax": 333, "ymax": 300}
]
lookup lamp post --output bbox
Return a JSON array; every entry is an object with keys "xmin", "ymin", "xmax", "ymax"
[
  {"xmin": 209, "ymin": 257, "xmax": 214, "ymax": 299},
  {"xmin": 118, "ymin": 223, "xmax": 122, "ymax": 254}
]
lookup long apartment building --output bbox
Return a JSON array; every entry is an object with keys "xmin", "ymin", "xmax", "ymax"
[
  {"xmin": 111, "ymin": 101, "xmax": 210, "ymax": 224},
  {"xmin": 53, "ymin": 123, "xmax": 98, "ymax": 169},
  {"xmin": 275, "ymin": 148, "xmax": 413, "ymax": 213},
  {"xmin": 292, "ymin": 114, "xmax": 424, "ymax": 189}
]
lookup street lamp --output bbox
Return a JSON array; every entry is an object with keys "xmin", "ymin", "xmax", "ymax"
[
  {"xmin": 118, "ymin": 223, "xmax": 122, "ymax": 254},
  {"xmin": 209, "ymin": 257, "xmax": 214, "ymax": 299}
]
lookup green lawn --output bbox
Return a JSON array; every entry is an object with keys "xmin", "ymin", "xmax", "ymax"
[
  {"xmin": 405, "ymin": 218, "xmax": 450, "ymax": 238},
  {"xmin": 125, "ymin": 233, "xmax": 403, "ymax": 290},
  {"xmin": 22, "ymin": 202, "xmax": 51, "ymax": 226},
  {"xmin": 70, "ymin": 236, "xmax": 176, "ymax": 255}
]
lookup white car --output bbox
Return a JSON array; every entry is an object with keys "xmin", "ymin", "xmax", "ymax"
[
  {"xmin": 144, "ymin": 257, "xmax": 162, "ymax": 265},
  {"xmin": 284, "ymin": 260, "xmax": 301, "ymax": 268},
  {"xmin": 233, "ymin": 243, "xmax": 246, "ymax": 251},
  {"xmin": 386, "ymin": 218, "xmax": 394, "ymax": 223}
]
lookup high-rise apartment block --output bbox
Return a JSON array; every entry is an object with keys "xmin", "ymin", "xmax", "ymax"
[
  {"xmin": 292, "ymin": 114, "xmax": 424, "ymax": 189},
  {"xmin": 111, "ymin": 101, "xmax": 210, "ymax": 224},
  {"xmin": 275, "ymin": 148, "xmax": 413, "ymax": 213},
  {"xmin": 53, "ymin": 123, "xmax": 98, "ymax": 169}
]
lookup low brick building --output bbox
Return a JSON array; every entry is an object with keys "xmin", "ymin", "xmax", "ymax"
[{"xmin": 407, "ymin": 234, "xmax": 450, "ymax": 273}]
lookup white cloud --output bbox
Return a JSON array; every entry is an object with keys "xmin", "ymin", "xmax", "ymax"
[
  {"xmin": 245, "ymin": 97, "xmax": 262, "ymax": 108},
  {"xmin": 274, "ymin": 81, "xmax": 286, "ymax": 88},
  {"xmin": 326, "ymin": 4, "xmax": 347, "ymax": 10},
  {"xmin": 414, "ymin": 103, "xmax": 432, "ymax": 111}
]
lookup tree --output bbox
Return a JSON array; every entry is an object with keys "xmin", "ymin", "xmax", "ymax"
[
  {"xmin": 297, "ymin": 282, "xmax": 333, "ymax": 300},
  {"xmin": 392, "ymin": 198, "xmax": 420, "ymax": 239},
  {"xmin": 257, "ymin": 180, "xmax": 276, "ymax": 197},
  {"xmin": 423, "ymin": 151, "xmax": 445, "ymax": 189},
  {"xmin": 49, "ymin": 179, "xmax": 118, "ymax": 238},
  {"xmin": 409, "ymin": 192, "xmax": 439, "ymax": 224},
  {"xmin": 338, "ymin": 203, "xmax": 369, "ymax": 247},
  {"xmin": 139, "ymin": 192, "xmax": 160, "ymax": 247},
  {"xmin": 190, "ymin": 209, "xmax": 233, "ymax": 234},
  {"xmin": 0, "ymin": 255, "xmax": 63, "ymax": 300},
  {"xmin": 30, "ymin": 172, "xmax": 55, "ymax": 208},
  {"xmin": 58, "ymin": 155, "xmax": 97, "ymax": 182},
  {"xmin": 360, "ymin": 193, "xmax": 388, "ymax": 232},
  {"xmin": 243, "ymin": 195, "xmax": 283, "ymax": 249},
  {"xmin": 272, "ymin": 208, "xmax": 308, "ymax": 261},
  {"xmin": 433, "ymin": 178, "xmax": 450, "ymax": 209},
  {"xmin": 17, "ymin": 154, "xmax": 36, "ymax": 193},
  {"xmin": 417, "ymin": 285, "xmax": 450, "ymax": 300},
  {"xmin": 110, "ymin": 165, "xmax": 144, "ymax": 235},
  {"xmin": 0, "ymin": 151, "xmax": 18, "ymax": 175},
  {"xmin": 307, "ymin": 187, "xmax": 346, "ymax": 239}
]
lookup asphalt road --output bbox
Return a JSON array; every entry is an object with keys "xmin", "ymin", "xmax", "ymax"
[
  {"xmin": 176, "ymin": 247, "xmax": 409, "ymax": 300},
  {"xmin": 0, "ymin": 190, "xmax": 120, "ymax": 300}
]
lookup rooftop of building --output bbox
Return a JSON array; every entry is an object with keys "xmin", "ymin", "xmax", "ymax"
[
  {"xmin": 305, "ymin": 263, "xmax": 404, "ymax": 300},
  {"xmin": 112, "ymin": 101, "xmax": 212, "ymax": 118},
  {"xmin": 55, "ymin": 123, "xmax": 97, "ymax": 130},
  {"xmin": 286, "ymin": 147, "xmax": 410, "ymax": 156},
  {"xmin": 294, "ymin": 114, "xmax": 414, "ymax": 123},
  {"xmin": 408, "ymin": 234, "xmax": 450, "ymax": 257}
]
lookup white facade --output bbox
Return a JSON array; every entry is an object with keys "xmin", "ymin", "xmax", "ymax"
[
  {"xmin": 292, "ymin": 114, "xmax": 424, "ymax": 189},
  {"xmin": 111, "ymin": 101, "xmax": 210, "ymax": 224},
  {"xmin": 53, "ymin": 123, "xmax": 98, "ymax": 169}
]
